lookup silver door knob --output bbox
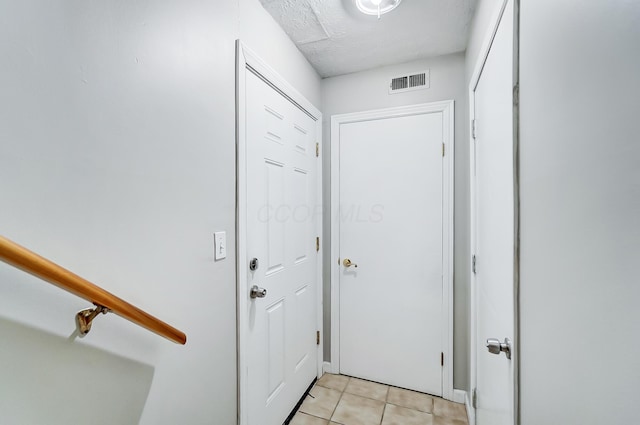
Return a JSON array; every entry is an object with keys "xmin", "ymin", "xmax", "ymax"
[
  {"xmin": 250, "ymin": 285, "xmax": 267, "ymax": 299},
  {"xmin": 486, "ymin": 338, "xmax": 511, "ymax": 359}
]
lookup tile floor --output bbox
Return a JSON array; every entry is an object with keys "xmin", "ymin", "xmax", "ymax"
[{"xmin": 289, "ymin": 374, "xmax": 468, "ymax": 425}]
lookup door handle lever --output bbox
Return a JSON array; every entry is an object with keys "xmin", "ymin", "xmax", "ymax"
[
  {"xmin": 486, "ymin": 338, "xmax": 511, "ymax": 359},
  {"xmin": 343, "ymin": 258, "xmax": 358, "ymax": 268}
]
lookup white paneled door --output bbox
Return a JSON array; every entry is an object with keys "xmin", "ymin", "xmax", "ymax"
[
  {"xmin": 333, "ymin": 103, "xmax": 454, "ymax": 397},
  {"xmin": 471, "ymin": 1, "xmax": 516, "ymax": 424},
  {"xmin": 244, "ymin": 70, "xmax": 319, "ymax": 425}
]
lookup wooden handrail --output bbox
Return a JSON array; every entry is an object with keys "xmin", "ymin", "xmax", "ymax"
[{"xmin": 0, "ymin": 235, "xmax": 186, "ymax": 345}]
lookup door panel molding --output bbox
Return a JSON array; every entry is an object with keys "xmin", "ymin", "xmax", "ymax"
[
  {"xmin": 330, "ymin": 101, "xmax": 455, "ymax": 401},
  {"xmin": 236, "ymin": 40, "xmax": 323, "ymax": 425}
]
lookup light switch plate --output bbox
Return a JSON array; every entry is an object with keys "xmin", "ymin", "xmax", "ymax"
[{"xmin": 214, "ymin": 232, "xmax": 226, "ymax": 260}]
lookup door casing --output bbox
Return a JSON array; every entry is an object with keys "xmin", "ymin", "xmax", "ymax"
[
  {"xmin": 236, "ymin": 40, "xmax": 323, "ymax": 425},
  {"xmin": 468, "ymin": 1, "xmax": 520, "ymax": 424},
  {"xmin": 329, "ymin": 101, "xmax": 455, "ymax": 401}
]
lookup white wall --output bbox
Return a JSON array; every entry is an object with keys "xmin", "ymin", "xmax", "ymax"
[
  {"xmin": 0, "ymin": 1, "xmax": 320, "ymax": 424},
  {"xmin": 519, "ymin": 1, "xmax": 640, "ymax": 423},
  {"xmin": 321, "ymin": 53, "xmax": 470, "ymax": 391}
]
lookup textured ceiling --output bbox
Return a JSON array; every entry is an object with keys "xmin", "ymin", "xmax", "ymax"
[{"xmin": 260, "ymin": 0, "xmax": 476, "ymax": 78}]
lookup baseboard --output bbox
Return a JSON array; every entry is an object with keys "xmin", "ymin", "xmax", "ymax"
[
  {"xmin": 452, "ymin": 389, "xmax": 474, "ymax": 424},
  {"xmin": 453, "ymin": 389, "xmax": 466, "ymax": 404},
  {"xmin": 465, "ymin": 390, "xmax": 475, "ymax": 425},
  {"xmin": 322, "ymin": 361, "xmax": 332, "ymax": 374}
]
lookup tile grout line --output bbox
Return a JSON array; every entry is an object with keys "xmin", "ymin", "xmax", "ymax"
[
  {"xmin": 299, "ymin": 378, "xmax": 344, "ymax": 424},
  {"xmin": 378, "ymin": 386, "xmax": 390, "ymax": 425},
  {"xmin": 378, "ymin": 401, "xmax": 388, "ymax": 425},
  {"xmin": 324, "ymin": 376, "xmax": 349, "ymax": 425}
]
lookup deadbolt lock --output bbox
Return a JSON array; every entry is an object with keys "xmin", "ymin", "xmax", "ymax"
[{"xmin": 249, "ymin": 257, "xmax": 259, "ymax": 271}]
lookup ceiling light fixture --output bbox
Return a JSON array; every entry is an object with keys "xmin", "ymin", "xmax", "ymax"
[{"xmin": 355, "ymin": 0, "xmax": 402, "ymax": 19}]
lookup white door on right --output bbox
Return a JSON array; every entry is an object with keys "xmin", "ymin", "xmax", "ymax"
[{"xmin": 472, "ymin": 0, "xmax": 515, "ymax": 424}]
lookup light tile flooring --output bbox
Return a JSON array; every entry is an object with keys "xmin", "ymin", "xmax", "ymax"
[{"xmin": 289, "ymin": 374, "xmax": 468, "ymax": 425}]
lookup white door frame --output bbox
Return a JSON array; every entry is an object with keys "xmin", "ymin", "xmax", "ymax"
[
  {"xmin": 330, "ymin": 101, "xmax": 455, "ymax": 401},
  {"xmin": 468, "ymin": 1, "xmax": 520, "ymax": 424},
  {"xmin": 236, "ymin": 41, "xmax": 323, "ymax": 425}
]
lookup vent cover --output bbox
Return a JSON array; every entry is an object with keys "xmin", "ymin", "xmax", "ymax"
[
  {"xmin": 391, "ymin": 76, "xmax": 408, "ymax": 91},
  {"xmin": 389, "ymin": 70, "xmax": 430, "ymax": 94}
]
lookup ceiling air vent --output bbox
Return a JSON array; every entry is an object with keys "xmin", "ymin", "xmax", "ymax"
[{"xmin": 389, "ymin": 70, "xmax": 430, "ymax": 94}]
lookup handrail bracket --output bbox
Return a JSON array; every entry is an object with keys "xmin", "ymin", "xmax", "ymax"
[
  {"xmin": 76, "ymin": 304, "xmax": 110, "ymax": 336},
  {"xmin": 0, "ymin": 235, "xmax": 187, "ymax": 344}
]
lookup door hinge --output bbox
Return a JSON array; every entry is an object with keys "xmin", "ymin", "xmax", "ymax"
[
  {"xmin": 440, "ymin": 352, "xmax": 444, "ymax": 366},
  {"xmin": 442, "ymin": 143, "xmax": 445, "ymax": 157},
  {"xmin": 472, "ymin": 388, "xmax": 477, "ymax": 409},
  {"xmin": 316, "ymin": 331, "xmax": 320, "ymax": 345},
  {"xmin": 472, "ymin": 119, "xmax": 477, "ymax": 139},
  {"xmin": 472, "ymin": 255, "xmax": 477, "ymax": 274},
  {"xmin": 316, "ymin": 237, "xmax": 320, "ymax": 252},
  {"xmin": 316, "ymin": 142, "xmax": 319, "ymax": 158},
  {"xmin": 513, "ymin": 83, "xmax": 520, "ymax": 107}
]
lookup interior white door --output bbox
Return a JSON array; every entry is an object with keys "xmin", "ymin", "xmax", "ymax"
[
  {"xmin": 472, "ymin": 1, "xmax": 515, "ymax": 424},
  {"xmin": 245, "ymin": 70, "xmax": 319, "ymax": 425},
  {"xmin": 338, "ymin": 111, "xmax": 444, "ymax": 395}
]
